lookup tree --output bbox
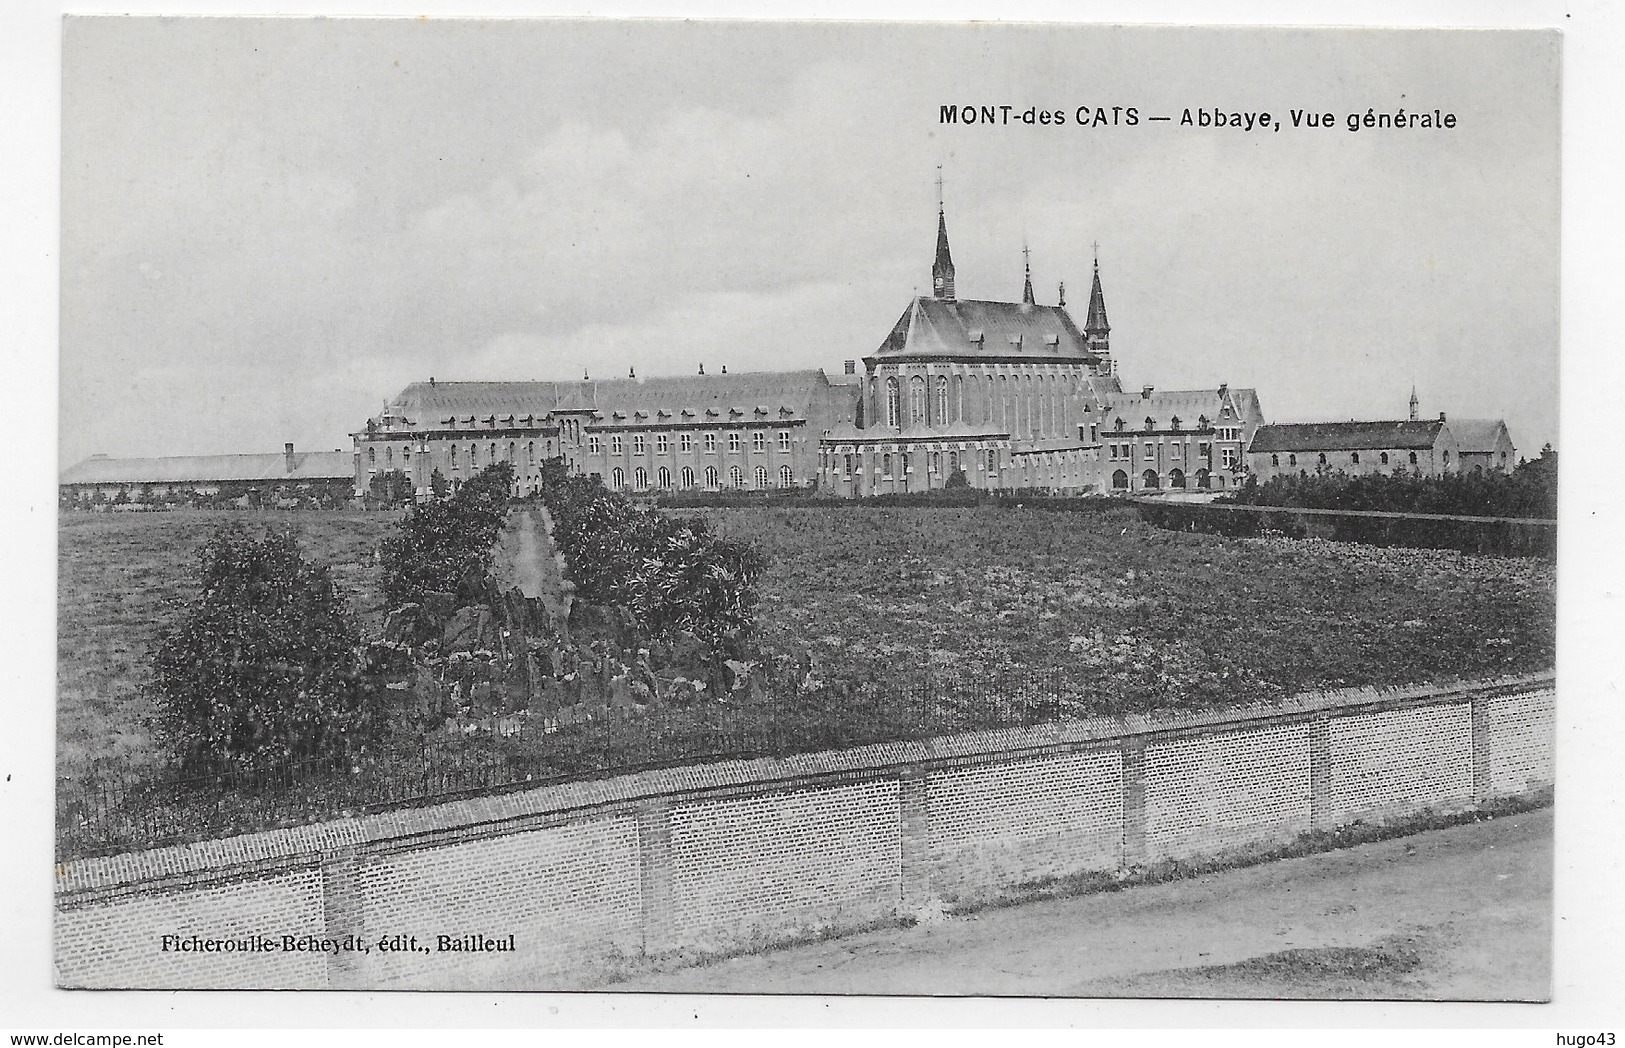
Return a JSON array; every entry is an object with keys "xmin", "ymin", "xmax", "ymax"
[
  {"xmin": 380, "ymin": 462, "xmax": 515, "ymax": 605},
  {"xmin": 428, "ymin": 468, "xmax": 450, "ymax": 500},
  {"xmin": 149, "ymin": 526, "xmax": 374, "ymax": 764},
  {"xmin": 944, "ymin": 467, "xmax": 970, "ymax": 489},
  {"xmin": 368, "ymin": 468, "xmax": 415, "ymax": 507}
]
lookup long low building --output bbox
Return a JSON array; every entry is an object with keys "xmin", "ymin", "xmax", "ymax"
[{"xmin": 59, "ymin": 444, "xmax": 354, "ymax": 504}]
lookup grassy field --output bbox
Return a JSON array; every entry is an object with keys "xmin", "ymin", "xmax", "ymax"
[
  {"xmin": 57, "ymin": 504, "xmax": 1555, "ymax": 786},
  {"xmin": 57, "ymin": 509, "xmax": 401, "ymax": 781}
]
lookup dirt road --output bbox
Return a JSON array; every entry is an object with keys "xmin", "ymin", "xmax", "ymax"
[{"xmin": 610, "ymin": 808, "xmax": 1551, "ymax": 1000}]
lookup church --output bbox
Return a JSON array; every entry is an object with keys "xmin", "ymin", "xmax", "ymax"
[{"xmin": 350, "ymin": 198, "xmax": 1265, "ymax": 499}]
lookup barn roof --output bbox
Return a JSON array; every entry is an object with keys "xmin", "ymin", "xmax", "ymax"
[
  {"xmin": 1248, "ymin": 420, "xmax": 1445, "ymax": 453},
  {"xmin": 60, "ymin": 450, "xmax": 352, "ymax": 486}
]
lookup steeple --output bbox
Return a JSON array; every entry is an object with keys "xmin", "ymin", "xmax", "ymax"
[
  {"xmin": 1409, "ymin": 385, "xmax": 1420, "ymax": 422},
  {"xmin": 1021, "ymin": 244, "xmax": 1035, "ymax": 305},
  {"xmin": 931, "ymin": 168, "xmax": 955, "ymax": 301},
  {"xmin": 1084, "ymin": 250, "xmax": 1111, "ymax": 360}
]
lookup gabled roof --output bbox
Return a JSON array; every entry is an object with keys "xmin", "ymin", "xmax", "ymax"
[
  {"xmin": 870, "ymin": 297, "xmax": 1099, "ymax": 363},
  {"xmin": 60, "ymin": 451, "xmax": 352, "ymax": 486},
  {"xmin": 1447, "ymin": 418, "xmax": 1512, "ymax": 454},
  {"xmin": 379, "ymin": 370, "xmax": 841, "ymax": 431},
  {"xmin": 1249, "ymin": 420, "xmax": 1445, "ymax": 453},
  {"xmin": 1103, "ymin": 387, "xmax": 1263, "ymax": 430}
]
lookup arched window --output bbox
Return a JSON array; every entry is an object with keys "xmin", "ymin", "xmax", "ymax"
[
  {"xmin": 1112, "ymin": 469, "xmax": 1128, "ymax": 489},
  {"xmin": 681, "ymin": 466, "xmax": 695, "ymax": 488},
  {"xmin": 729, "ymin": 464, "xmax": 744, "ymax": 488},
  {"xmin": 1270, "ymin": 454, "xmax": 1279, "ymax": 467},
  {"xmin": 1351, "ymin": 451, "xmax": 1360, "ymax": 465},
  {"xmin": 949, "ymin": 451, "xmax": 959, "ymax": 473},
  {"xmin": 367, "ymin": 446, "xmax": 376, "ymax": 467},
  {"xmin": 1317, "ymin": 452, "xmax": 1327, "ymax": 466},
  {"xmin": 1380, "ymin": 451, "xmax": 1390, "ymax": 465},
  {"xmin": 471, "ymin": 444, "xmax": 480, "ymax": 467},
  {"xmin": 1169, "ymin": 468, "xmax": 1186, "ymax": 488},
  {"xmin": 634, "ymin": 467, "xmax": 647, "ymax": 490},
  {"xmin": 1409, "ymin": 451, "xmax": 1419, "ymax": 465},
  {"xmin": 1142, "ymin": 469, "xmax": 1160, "ymax": 490},
  {"xmin": 508, "ymin": 441, "xmax": 516, "ymax": 461},
  {"xmin": 936, "ymin": 375, "xmax": 949, "ymax": 423},
  {"xmin": 1196, "ymin": 468, "xmax": 1211, "ymax": 489},
  {"xmin": 909, "ymin": 375, "xmax": 927, "ymax": 425},
  {"xmin": 611, "ymin": 467, "xmax": 624, "ymax": 490},
  {"xmin": 1443, "ymin": 449, "xmax": 1450, "ymax": 464},
  {"xmin": 930, "ymin": 451, "xmax": 940, "ymax": 474},
  {"xmin": 489, "ymin": 442, "xmax": 497, "ymax": 463},
  {"xmin": 1288, "ymin": 453, "xmax": 1297, "ymax": 466},
  {"xmin": 882, "ymin": 453, "xmax": 892, "ymax": 475},
  {"xmin": 886, "ymin": 377, "xmax": 901, "ymax": 428},
  {"xmin": 754, "ymin": 465, "xmax": 768, "ymax": 488},
  {"xmin": 705, "ymin": 465, "xmax": 719, "ymax": 489},
  {"xmin": 658, "ymin": 466, "xmax": 671, "ymax": 489},
  {"xmin": 527, "ymin": 441, "xmax": 535, "ymax": 464},
  {"xmin": 779, "ymin": 465, "xmax": 793, "ymax": 488},
  {"xmin": 385, "ymin": 446, "xmax": 393, "ymax": 467}
]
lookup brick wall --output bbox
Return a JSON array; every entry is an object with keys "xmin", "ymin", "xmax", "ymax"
[{"xmin": 55, "ymin": 672, "xmax": 1554, "ymax": 989}]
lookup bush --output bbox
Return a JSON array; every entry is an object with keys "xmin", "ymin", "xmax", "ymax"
[
  {"xmin": 148, "ymin": 525, "xmax": 374, "ymax": 764},
  {"xmin": 381, "ymin": 462, "xmax": 514, "ymax": 605},
  {"xmin": 535, "ymin": 459, "xmax": 764, "ymax": 653},
  {"xmin": 367, "ymin": 469, "xmax": 415, "ymax": 507}
]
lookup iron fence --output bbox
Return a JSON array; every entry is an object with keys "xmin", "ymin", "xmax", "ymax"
[{"xmin": 56, "ymin": 671, "xmax": 1088, "ymax": 860}]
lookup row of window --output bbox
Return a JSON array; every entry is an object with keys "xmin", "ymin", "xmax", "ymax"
[
  {"xmin": 365, "ymin": 440, "xmax": 547, "ymax": 471},
  {"xmin": 1108, "ymin": 441, "xmax": 1214, "ymax": 462},
  {"xmin": 1110, "ymin": 468, "xmax": 1222, "ymax": 490},
  {"xmin": 587, "ymin": 430, "xmax": 793, "ymax": 456},
  {"xmin": 830, "ymin": 449, "xmax": 989, "ymax": 479},
  {"xmin": 610, "ymin": 464, "xmax": 796, "ymax": 491},
  {"xmin": 1268, "ymin": 450, "xmax": 1427, "ymax": 468},
  {"xmin": 878, "ymin": 372, "xmax": 1088, "ymax": 439}
]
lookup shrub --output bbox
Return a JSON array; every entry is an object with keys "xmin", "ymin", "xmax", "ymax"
[
  {"xmin": 148, "ymin": 525, "xmax": 373, "ymax": 764},
  {"xmin": 367, "ymin": 469, "xmax": 415, "ymax": 507},
  {"xmin": 381, "ymin": 462, "xmax": 514, "ymax": 605},
  {"xmin": 536, "ymin": 459, "xmax": 764, "ymax": 653}
]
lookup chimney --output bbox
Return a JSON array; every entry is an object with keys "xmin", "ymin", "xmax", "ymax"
[
  {"xmin": 429, "ymin": 376, "xmax": 435, "ymax": 387},
  {"xmin": 699, "ymin": 363, "xmax": 705, "ymax": 375},
  {"xmin": 721, "ymin": 365, "xmax": 728, "ymax": 374},
  {"xmin": 629, "ymin": 366, "xmax": 637, "ymax": 380},
  {"xmin": 1218, "ymin": 382, "xmax": 1228, "ymax": 397},
  {"xmin": 284, "ymin": 442, "xmax": 295, "ymax": 474},
  {"xmin": 843, "ymin": 360, "xmax": 856, "ymax": 375},
  {"xmin": 1439, "ymin": 411, "xmax": 1447, "ymax": 422},
  {"xmin": 1141, "ymin": 385, "xmax": 1154, "ymax": 399}
]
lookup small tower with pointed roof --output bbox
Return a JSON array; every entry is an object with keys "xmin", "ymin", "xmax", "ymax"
[
  {"xmin": 1409, "ymin": 385, "xmax": 1420, "ymax": 421},
  {"xmin": 931, "ymin": 169, "xmax": 955, "ymax": 301},
  {"xmin": 1084, "ymin": 249, "xmax": 1111, "ymax": 364},
  {"xmin": 1021, "ymin": 244, "xmax": 1035, "ymax": 305}
]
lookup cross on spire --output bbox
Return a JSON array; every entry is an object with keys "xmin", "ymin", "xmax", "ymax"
[
  {"xmin": 935, "ymin": 166, "xmax": 944, "ymax": 213},
  {"xmin": 1021, "ymin": 242, "xmax": 1035, "ymax": 305}
]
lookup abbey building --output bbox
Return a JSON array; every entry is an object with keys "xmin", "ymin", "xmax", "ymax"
[{"xmin": 350, "ymin": 203, "xmax": 1264, "ymax": 499}]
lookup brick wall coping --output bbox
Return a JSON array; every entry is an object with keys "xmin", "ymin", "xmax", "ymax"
[{"xmin": 55, "ymin": 670, "xmax": 1553, "ymax": 898}]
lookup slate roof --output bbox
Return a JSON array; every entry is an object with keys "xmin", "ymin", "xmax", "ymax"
[
  {"xmin": 60, "ymin": 451, "xmax": 353, "ymax": 486},
  {"xmin": 379, "ymin": 370, "xmax": 841, "ymax": 431},
  {"xmin": 870, "ymin": 297, "xmax": 1099, "ymax": 363},
  {"xmin": 1447, "ymin": 418, "xmax": 1512, "ymax": 454},
  {"xmin": 1248, "ymin": 420, "xmax": 1445, "ymax": 453},
  {"xmin": 1102, "ymin": 387, "xmax": 1264, "ymax": 430}
]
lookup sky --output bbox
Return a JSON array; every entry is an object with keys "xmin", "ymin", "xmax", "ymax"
[{"xmin": 59, "ymin": 19, "xmax": 1560, "ymax": 465}]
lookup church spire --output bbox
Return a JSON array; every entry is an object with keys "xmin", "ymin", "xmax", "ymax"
[
  {"xmin": 1021, "ymin": 244, "xmax": 1035, "ymax": 305},
  {"xmin": 1409, "ymin": 385, "xmax": 1420, "ymax": 421},
  {"xmin": 1084, "ymin": 250, "xmax": 1111, "ymax": 361},
  {"xmin": 931, "ymin": 168, "xmax": 955, "ymax": 300}
]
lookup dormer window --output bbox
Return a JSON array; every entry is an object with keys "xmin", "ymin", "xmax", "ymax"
[
  {"xmin": 1171, "ymin": 416, "xmax": 1182, "ymax": 431},
  {"xmin": 1197, "ymin": 414, "xmax": 1210, "ymax": 429},
  {"xmin": 1145, "ymin": 417, "xmax": 1156, "ymax": 431},
  {"xmin": 967, "ymin": 329, "xmax": 984, "ymax": 345},
  {"xmin": 1114, "ymin": 417, "xmax": 1127, "ymax": 432}
]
